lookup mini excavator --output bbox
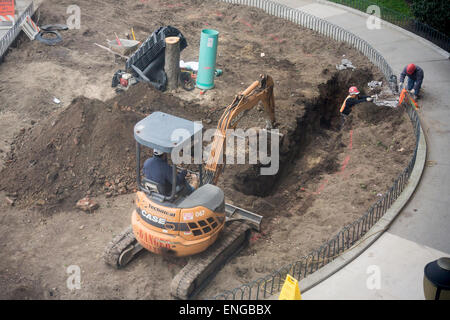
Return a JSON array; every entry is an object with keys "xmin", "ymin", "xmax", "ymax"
[{"xmin": 103, "ymin": 75, "xmax": 276, "ymax": 299}]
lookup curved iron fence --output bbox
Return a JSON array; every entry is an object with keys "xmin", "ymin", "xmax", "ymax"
[
  {"xmin": 211, "ymin": 0, "xmax": 422, "ymax": 300},
  {"xmin": 327, "ymin": 0, "xmax": 450, "ymax": 53}
]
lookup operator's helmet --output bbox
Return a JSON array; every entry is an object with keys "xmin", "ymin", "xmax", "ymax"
[
  {"xmin": 153, "ymin": 149, "xmax": 164, "ymax": 156},
  {"xmin": 349, "ymin": 86, "xmax": 360, "ymax": 95},
  {"xmin": 406, "ymin": 63, "xmax": 416, "ymax": 75}
]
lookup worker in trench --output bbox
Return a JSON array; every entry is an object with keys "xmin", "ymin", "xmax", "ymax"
[
  {"xmin": 399, "ymin": 63, "xmax": 424, "ymax": 100},
  {"xmin": 339, "ymin": 86, "xmax": 375, "ymax": 129}
]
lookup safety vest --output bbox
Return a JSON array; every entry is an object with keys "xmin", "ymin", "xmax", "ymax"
[{"xmin": 340, "ymin": 95, "xmax": 352, "ymax": 113}]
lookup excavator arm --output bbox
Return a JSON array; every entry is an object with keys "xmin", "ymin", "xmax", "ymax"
[{"xmin": 203, "ymin": 74, "xmax": 276, "ymax": 185}]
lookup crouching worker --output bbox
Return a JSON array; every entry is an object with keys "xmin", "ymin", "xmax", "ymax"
[
  {"xmin": 399, "ymin": 63, "xmax": 423, "ymax": 100},
  {"xmin": 339, "ymin": 86, "xmax": 374, "ymax": 129},
  {"xmin": 143, "ymin": 149, "xmax": 198, "ymax": 197}
]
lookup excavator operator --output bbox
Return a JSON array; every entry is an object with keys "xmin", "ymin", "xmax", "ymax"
[{"xmin": 143, "ymin": 149, "xmax": 195, "ymax": 196}]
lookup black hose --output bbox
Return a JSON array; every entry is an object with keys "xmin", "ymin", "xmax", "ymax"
[
  {"xmin": 35, "ymin": 30, "xmax": 62, "ymax": 45},
  {"xmin": 40, "ymin": 24, "xmax": 69, "ymax": 32}
]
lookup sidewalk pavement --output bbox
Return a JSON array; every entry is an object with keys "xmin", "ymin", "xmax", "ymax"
[{"xmin": 274, "ymin": 0, "xmax": 450, "ymax": 300}]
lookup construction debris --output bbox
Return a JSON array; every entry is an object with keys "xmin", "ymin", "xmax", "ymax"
[
  {"xmin": 116, "ymin": 26, "xmax": 188, "ymax": 92},
  {"xmin": 368, "ymin": 80, "xmax": 382, "ymax": 90},
  {"xmin": 20, "ymin": 16, "xmax": 40, "ymax": 40},
  {"xmin": 94, "ymin": 43, "xmax": 130, "ymax": 59},
  {"xmin": 20, "ymin": 15, "xmax": 65, "ymax": 45},
  {"xmin": 40, "ymin": 24, "xmax": 69, "ymax": 32},
  {"xmin": 336, "ymin": 58, "xmax": 356, "ymax": 70},
  {"xmin": 373, "ymin": 97, "xmax": 399, "ymax": 108},
  {"xmin": 107, "ymin": 38, "xmax": 139, "ymax": 56}
]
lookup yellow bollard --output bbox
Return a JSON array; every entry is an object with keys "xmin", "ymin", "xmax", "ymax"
[{"xmin": 279, "ymin": 274, "xmax": 302, "ymax": 300}]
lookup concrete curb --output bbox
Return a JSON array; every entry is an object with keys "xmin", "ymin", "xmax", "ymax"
[
  {"xmin": 315, "ymin": 0, "xmax": 449, "ymax": 59},
  {"xmin": 298, "ymin": 113, "xmax": 427, "ymax": 295}
]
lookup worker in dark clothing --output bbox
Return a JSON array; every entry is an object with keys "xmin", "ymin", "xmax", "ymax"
[
  {"xmin": 143, "ymin": 149, "xmax": 195, "ymax": 196},
  {"xmin": 339, "ymin": 86, "xmax": 374, "ymax": 129},
  {"xmin": 399, "ymin": 63, "xmax": 424, "ymax": 100}
]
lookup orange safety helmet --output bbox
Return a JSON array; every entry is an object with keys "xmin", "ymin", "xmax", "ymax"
[
  {"xmin": 406, "ymin": 63, "xmax": 416, "ymax": 75},
  {"xmin": 349, "ymin": 86, "xmax": 360, "ymax": 95}
]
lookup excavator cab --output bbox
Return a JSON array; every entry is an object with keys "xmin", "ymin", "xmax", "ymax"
[
  {"xmin": 132, "ymin": 112, "xmax": 227, "ymax": 258},
  {"xmin": 135, "ymin": 111, "xmax": 203, "ymax": 202}
]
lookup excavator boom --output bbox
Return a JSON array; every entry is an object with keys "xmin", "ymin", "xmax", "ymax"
[{"xmin": 204, "ymin": 75, "xmax": 276, "ymax": 185}]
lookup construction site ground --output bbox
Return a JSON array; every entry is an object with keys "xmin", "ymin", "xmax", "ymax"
[{"xmin": 0, "ymin": 0, "xmax": 415, "ymax": 299}]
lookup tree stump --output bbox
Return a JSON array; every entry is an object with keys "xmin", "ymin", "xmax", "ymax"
[{"xmin": 165, "ymin": 36, "xmax": 181, "ymax": 91}]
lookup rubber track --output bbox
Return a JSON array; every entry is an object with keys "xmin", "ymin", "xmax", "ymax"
[
  {"xmin": 103, "ymin": 226, "xmax": 137, "ymax": 269},
  {"xmin": 170, "ymin": 221, "xmax": 252, "ymax": 299}
]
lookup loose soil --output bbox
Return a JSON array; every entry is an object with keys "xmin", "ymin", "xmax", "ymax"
[{"xmin": 0, "ymin": 0, "xmax": 415, "ymax": 299}]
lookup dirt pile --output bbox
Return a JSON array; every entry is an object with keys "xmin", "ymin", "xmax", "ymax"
[
  {"xmin": 354, "ymin": 102, "xmax": 405, "ymax": 126},
  {"xmin": 0, "ymin": 84, "xmax": 204, "ymax": 211},
  {"xmin": 0, "ymin": 96, "xmax": 138, "ymax": 211}
]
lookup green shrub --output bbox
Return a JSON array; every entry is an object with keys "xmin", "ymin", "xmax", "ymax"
[{"xmin": 411, "ymin": 0, "xmax": 450, "ymax": 36}]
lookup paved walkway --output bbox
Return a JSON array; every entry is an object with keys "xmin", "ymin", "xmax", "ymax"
[{"xmin": 274, "ymin": 0, "xmax": 450, "ymax": 300}]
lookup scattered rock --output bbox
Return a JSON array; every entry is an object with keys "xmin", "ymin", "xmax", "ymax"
[
  {"xmin": 5, "ymin": 197, "xmax": 15, "ymax": 206},
  {"xmin": 76, "ymin": 197, "xmax": 99, "ymax": 213}
]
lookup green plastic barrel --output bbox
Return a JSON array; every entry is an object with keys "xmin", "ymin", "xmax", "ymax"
[{"xmin": 196, "ymin": 29, "xmax": 219, "ymax": 90}]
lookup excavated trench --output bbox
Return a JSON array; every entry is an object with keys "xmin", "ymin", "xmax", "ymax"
[
  {"xmin": 232, "ymin": 68, "xmax": 374, "ymax": 197},
  {"xmin": 0, "ymin": 67, "xmax": 374, "ymax": 214}
]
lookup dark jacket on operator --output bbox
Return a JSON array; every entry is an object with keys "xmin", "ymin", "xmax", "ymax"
[
  {"xmin": 399, "ymin": 65, "xmax": 424, "ymax": 92},
  {"xmin": 340, "ymin": 95, "xmax": 370, "ymax": 116},
  {"xmin": 143, "ymin": 156, "xmax": 187, "ymax": 196}
]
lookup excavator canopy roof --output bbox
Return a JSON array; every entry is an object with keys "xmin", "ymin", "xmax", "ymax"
[{"xmin": 134, "ymin": 111, "xmax": 203, "ymax": 153}]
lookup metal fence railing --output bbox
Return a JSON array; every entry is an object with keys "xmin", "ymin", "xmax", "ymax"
[
  {"xmin": 0, "ymin": 2, "xmax": 34, "ymax": 60},
  {"xmin": 210, "ymin": 0, "xmax": 422, "ymax": 300},
  {"xmin": 327, "ymin": 0, "xmax": 450, "ymax": 53}
]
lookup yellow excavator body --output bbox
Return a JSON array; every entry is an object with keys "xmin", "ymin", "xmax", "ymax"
[{"xmin": 131, "ymin": 191, "xmax": 226, "ymax": 257}]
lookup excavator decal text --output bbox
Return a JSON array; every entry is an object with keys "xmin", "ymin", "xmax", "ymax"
[
  {"xmin": 140, "ymin": 209, "xmax": 166, "ymax": 226},
  {"xmin": 146, "ymin": 203, "xmax": 176, "ymax": 217},
  {"xmin": 135, "ymin": 228, "xmax": 172, "ymax": 249}
]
